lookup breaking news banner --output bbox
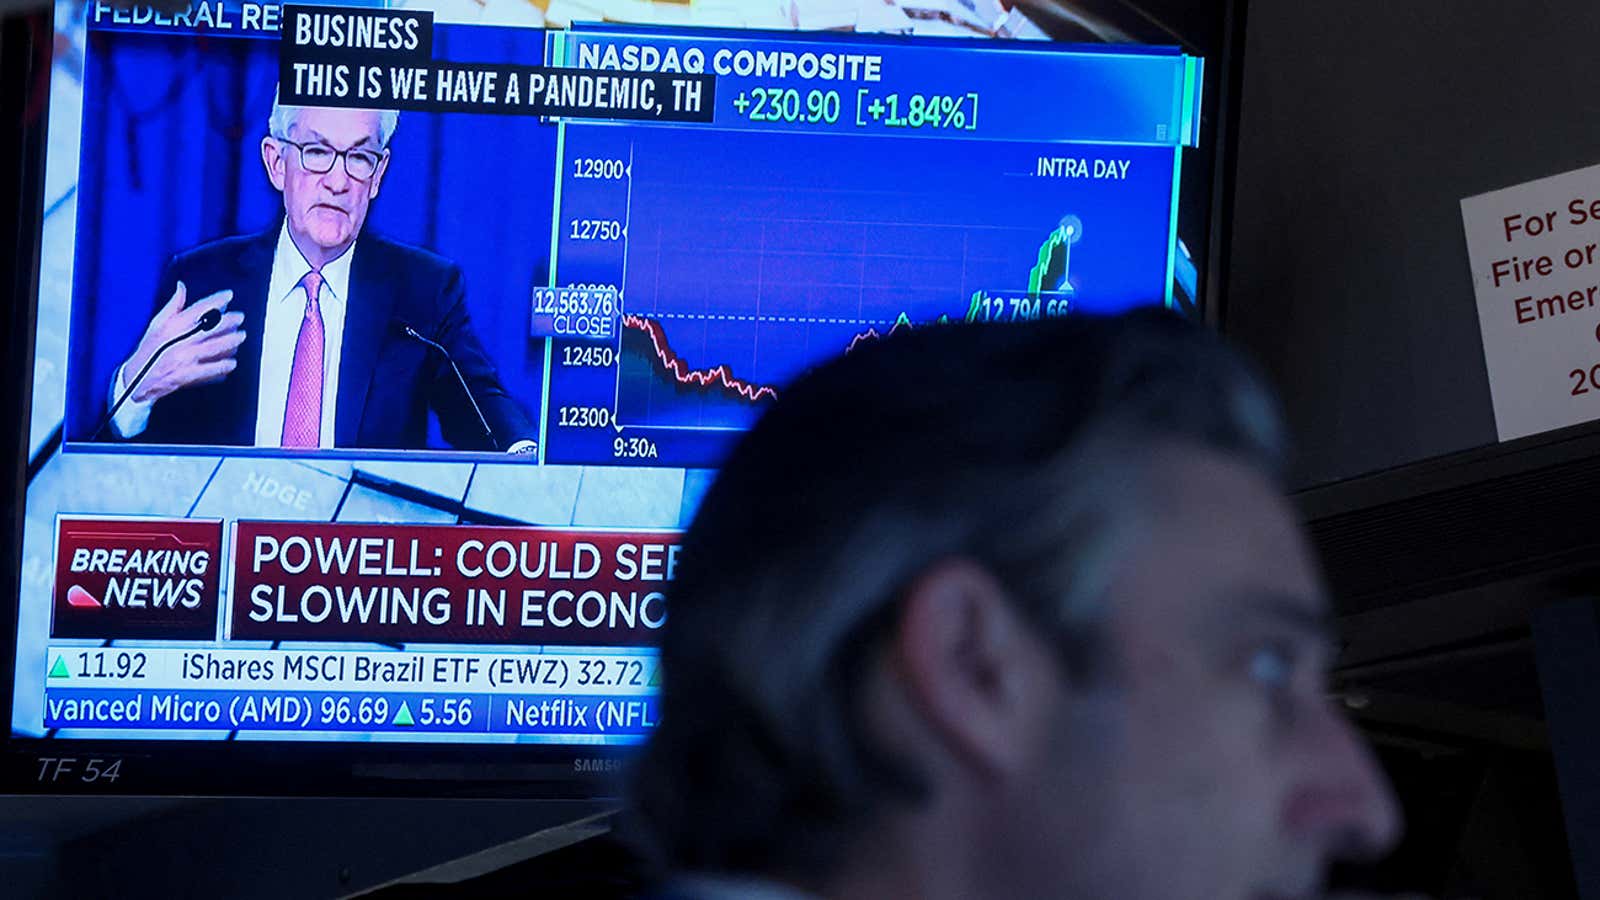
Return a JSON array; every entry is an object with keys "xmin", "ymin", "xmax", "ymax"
[
  {"xmin": 279, "ymin": 5, "xmax": 716, "ymax": 121},
  {"xmin": 53, "ymin": 517, "xmax": 224, "ymax": 640},
  {"xmin": 231, "ymin": 522, "xmax": 679, "ymax": 644}
]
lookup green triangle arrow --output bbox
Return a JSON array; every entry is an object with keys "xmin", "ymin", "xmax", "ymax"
[
  {"xmin": 393, "ymin": 701, "xmax": 415, "ymax": 727},
  {"xmin": 48, "ymin": 656, "xmax": 69, "ymax": 679},
  {"xmin": 647, "ymin": 665, "xmax": 662, "ymax": 688}
]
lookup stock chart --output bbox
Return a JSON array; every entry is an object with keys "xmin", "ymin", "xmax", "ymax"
[{"xmin": 541, "ymin": 115, "xmax": 1178, "ymax": 467}]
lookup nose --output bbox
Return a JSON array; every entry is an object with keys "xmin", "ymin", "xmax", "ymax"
[
  {"xmin": 1281, "ymin": 699, "xmax": 1402, "ymax": 862},
  {"xmin": 320, "ymin": 157, "xmax": 352, "ymax": 192}
]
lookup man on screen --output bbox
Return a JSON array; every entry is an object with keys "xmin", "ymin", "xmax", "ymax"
[
  {"xmin": 104, "ymin": 94, "xmax": 536, "ymax": 452},
  {"xmin": 632, "ymin": 312, "xmax": 1407, "ymax": 899}
]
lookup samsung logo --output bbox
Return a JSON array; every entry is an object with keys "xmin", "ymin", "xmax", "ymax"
[{"xmin": 574, "ymin": 758, "xmax": 623, "ymax": 774}]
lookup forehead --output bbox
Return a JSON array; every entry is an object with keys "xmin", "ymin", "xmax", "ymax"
[
  {"xmin": 287, "ymin": 107, "xmax": 383, "ymax": 145},
  {"xmin": 1107, "ymin": 446, "xmax": 1325, "ymax": 638}
]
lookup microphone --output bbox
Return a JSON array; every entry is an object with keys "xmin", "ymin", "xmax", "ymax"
[
  {"xmin": 396, "ymin": 320, "xmax": 499, "ymax": 451},
  {"xmin": 92, "ymin": 308, "xmax": 225, "ymax": 441}
]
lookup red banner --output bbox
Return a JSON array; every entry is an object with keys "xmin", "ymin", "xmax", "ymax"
[
  {"xmin": 53, "ymin": 517, "xmax": 224, "ymax": 639},
  {"xmin": 230, "ymin": 522, "xmax": 680, "ymax": 645}
]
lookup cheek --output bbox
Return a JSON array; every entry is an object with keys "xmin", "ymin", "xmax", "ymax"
[
  {"xmin": 1095, "ymin": 700, "xmax": 1284, "ymax": 898},
  {"xmin": 1031, "ymin": 705, "xmax": 1250, "ymax": 900},
  {"xmin": 1118, "ymin": 655, "xmax": 1285, "ymax": 822},
  {"xmin": 338, "ymin": 203, "xmax": 367, "ymax": 234},
  {"xmin": 285, "ymin": 173, "xmax": 317, "ymax": 208},
  {"xmin": 1120, "ymin": 629, "xmax": 1268, "ymax": 762}
]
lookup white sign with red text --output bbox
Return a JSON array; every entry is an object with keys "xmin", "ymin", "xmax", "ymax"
[{"xmin": 1462, "ymin": 164, "xmax": 1600, "ymax": 441}]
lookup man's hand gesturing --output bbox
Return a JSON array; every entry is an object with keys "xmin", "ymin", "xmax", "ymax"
[{"xmin": 124, "ymin": 281, "xmax": 243, "ymax": 403}]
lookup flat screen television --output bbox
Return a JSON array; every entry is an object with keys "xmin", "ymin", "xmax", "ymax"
[{"xmin": 0, "ymin": 0, "xmax": 1245, "ymax": 795}]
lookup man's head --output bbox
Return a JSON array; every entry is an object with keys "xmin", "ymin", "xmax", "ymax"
[
  {"xmin": 260, "ymin": 94, "xmax": 398, "ymax": 267},
  {"xmin": 631, "ymin": 311, "xmax": 1400, "ymax": 900}
]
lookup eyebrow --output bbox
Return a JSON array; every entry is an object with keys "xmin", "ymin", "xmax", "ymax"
[
  {"xmin": 1222, "ymin": 590, "xmax": 1339, "ymax": 649},
  {"xmin": 298, "ymin": 128, "xmax": 376, "ymax": 150}
]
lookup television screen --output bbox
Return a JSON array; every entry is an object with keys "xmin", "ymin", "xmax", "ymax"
[{"xmin": 4, "ymin": 0, "xmax": 1237, "ymax": 793}]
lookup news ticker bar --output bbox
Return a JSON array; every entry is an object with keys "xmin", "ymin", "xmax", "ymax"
[
  {"xmin": 86, "ymin": 4, "xmax": 1202, "ymax": 147},
  {"xmin": 44, "ymin": 646, "xmax": 657, "ymax": 694},
  {"xmin": 281, "ymin": 7, "xmax": 717, "ymax": 122},
  {"xmin": 44, "ymin": 688, "xmax": 658, "ymax": 736},
  {"xmin": 557, "ymin": 25, "xmax": 1203, "ymax": 146}
]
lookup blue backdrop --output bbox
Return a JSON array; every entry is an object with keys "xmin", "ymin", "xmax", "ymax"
[{"xmin": 66, "ymin": 25, "xmax": 558, "ymax": 443}]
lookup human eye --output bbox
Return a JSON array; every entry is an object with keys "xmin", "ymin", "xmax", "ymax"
[
  {"xmin": 1246, "ymin": 640, "xmax": 1298, "ymax": 692},
  {"xmin": 347, "ymin": 150, "xmax": 380, "ymax": 176},
  {"xmin": 1243, "ymin": 633, "xmax": 1337, "ymax": 730},
  {"xmin": 301, "ymin": 144, "xmax": 335, "ymax": 165}
]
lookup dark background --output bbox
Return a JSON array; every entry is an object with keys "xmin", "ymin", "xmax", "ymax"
[
  {"xmin": 13, "ymin": 0, "xmax": 1600, "ymax": 896},
  {"xmin": 1222, "ymin": 2, "xmax": 1593, "ymax": 488}
]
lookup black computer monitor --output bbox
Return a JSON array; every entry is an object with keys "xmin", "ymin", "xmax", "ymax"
[{"xmin": 0, "ymin": 0, "xmax": 1246, "ymax": 795}]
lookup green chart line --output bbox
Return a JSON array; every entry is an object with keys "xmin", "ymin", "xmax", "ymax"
[
  {"xmin": 966, "ymin": 291, "xmax": 985, "ymax": 322},
  {"xmin": 968, "ymin": 224, "xmax": 1078, "ymax": 321},
  {"xmin": 1027, "ymin": 226, "xmax": 1069, "ymax": 295}
]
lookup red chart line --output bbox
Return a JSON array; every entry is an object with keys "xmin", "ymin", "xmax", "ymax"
[
  {"xmin": 622, "ymin": 313, "xmax": 919, "ymax": 404},
  {"xmin": 622, "ymin": 314, "xmax": 778, "ymax": 403}
]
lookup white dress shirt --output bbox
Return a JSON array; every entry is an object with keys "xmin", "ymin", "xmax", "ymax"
[{"xmin": 111, "ymin": 225, "xmax": 351, "ymax": 447}]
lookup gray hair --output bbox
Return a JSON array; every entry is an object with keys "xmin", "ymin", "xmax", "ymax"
[
  {"xmin": 629, "ymin": 310, "xmax": 1287, "ymax": 878},
  {"xmin": 267, "ymin": 88, "xmax": 399, "ymax": 148}
]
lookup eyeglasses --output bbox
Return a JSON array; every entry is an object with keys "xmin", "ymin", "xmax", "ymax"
[{"xmin": 277, "ymin": 139, "xmax": 386, "ymax": 181}]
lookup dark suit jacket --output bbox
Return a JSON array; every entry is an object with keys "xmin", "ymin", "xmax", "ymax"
[{"xmin": 122, "ymin": 226, "xmax": 534, "ymax": 451}]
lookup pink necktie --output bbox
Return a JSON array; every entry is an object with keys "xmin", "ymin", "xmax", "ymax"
[{"xmin": 280, "ymin": 271, "xmax": 325, "ymax": 448}]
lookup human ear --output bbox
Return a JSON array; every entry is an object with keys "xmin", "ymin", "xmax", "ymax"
[
  {"xmin": 261, "ymin": 137, "xmax": 287, "ymax": 192},
  {"xmin": 893, "ymin": 560, "xmax": 1054, "ymax": 778}
]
